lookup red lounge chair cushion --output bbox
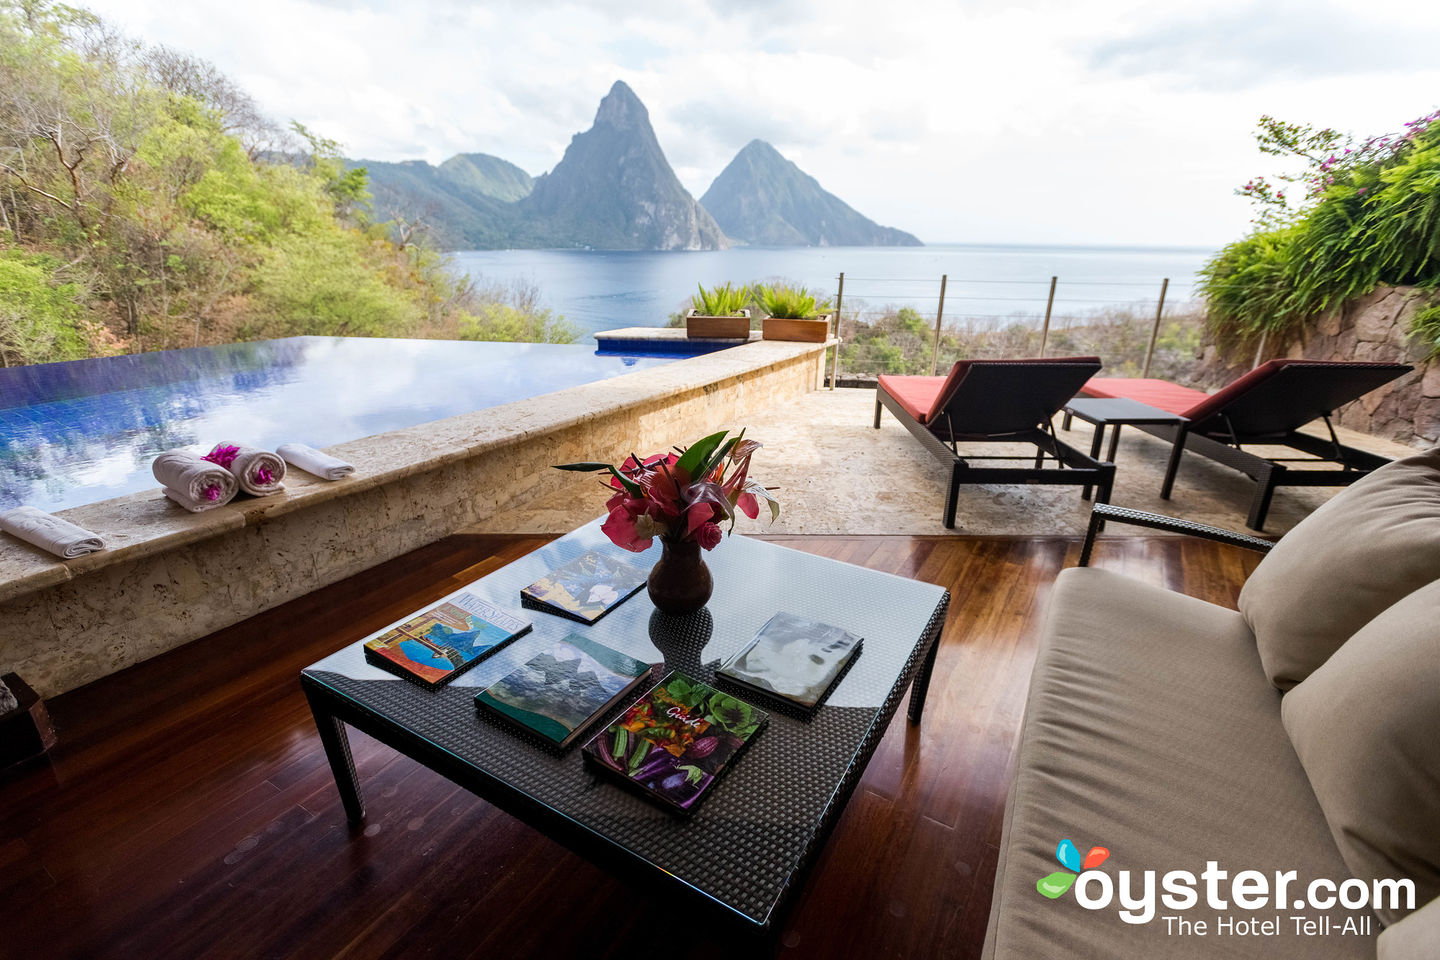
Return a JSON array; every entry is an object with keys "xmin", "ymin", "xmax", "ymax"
[
  {"xmin": 1080, "ymin": 377, "xmax": 1211, "ymax": 416},
  {"xmin": 1084, "ymin": 361, "xmax": 1295, "ymax": 423},
  {"xmin": 877, "ymin": 372, "xmax": 950, "ymax": 424},
  {"xmin": 880, "ymin": 357, "xmax": 1100, "ymax": 424}
]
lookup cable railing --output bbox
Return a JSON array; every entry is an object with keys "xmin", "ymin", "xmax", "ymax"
[{"xmin": 825, "ymin": 272, "xmax": 1205, "ymax": 387}]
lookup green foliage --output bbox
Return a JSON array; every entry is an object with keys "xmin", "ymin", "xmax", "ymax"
[
  {"xmin": 1411, "ymin": 303, "xmax": 1440, "ymax": 358},
  {"xmin": 690, "ymin": 282, "xmax": 749, "ymax": 316},
  {"xmin": 251, "ymin": 232, "xmax": 417, "ymax": 337},
  {"xmin": 0, "ymin": 2, "xmax": 566, "ymax": 361},
  {"xmin": 1202, "ymin": 110, "xmax": 1440, "ymax": 344},
  {"xmin": 758, "ymin": 283, "xmax": 832, "ymax": 319},
  {"xmin": 0, "ymin": 249, "xmax": 99, "ymax": 364},
  {"xmin": 457, "ymin": 302, "xmax": 576, "ymax": 343}
]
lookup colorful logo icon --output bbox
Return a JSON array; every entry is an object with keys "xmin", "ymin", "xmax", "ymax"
[{"xmin": 1037, "ymin": 838, "xmax": 1110, "ymax": 899}]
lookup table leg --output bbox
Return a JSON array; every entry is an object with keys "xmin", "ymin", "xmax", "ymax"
[
  {"xmin": 306, "ymin": 690, "xmax": 366, "ymax": 822},
  {"xmin": 906, "ymin": 632, "xmax": 943, "ymax": 725},
  {"xmin": 1083, "ymin": 423, "xmax": 1104, "ymax": 500},
  {"xmin": 1106, "ymin": 425, "xmax": 1122, "ymax": 463}
]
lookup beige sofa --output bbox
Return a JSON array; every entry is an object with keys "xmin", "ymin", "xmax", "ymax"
[{"xmin": 982, "ymin": 451, "xmax": 1440, "ymax": 959}]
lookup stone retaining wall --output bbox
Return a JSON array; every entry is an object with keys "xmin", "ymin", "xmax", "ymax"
[
  {"xmin": 1, "ymin": 340, "xmax": 830, "ymax": 698},
  {"xmin": 1193, "ymin": 285, "xmax": 1439, "ymax": 447}
]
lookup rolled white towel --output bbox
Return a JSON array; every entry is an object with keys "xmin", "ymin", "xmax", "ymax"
[
  {"xmin": 276, "ymin": 442, "xmax": 355, "ymax": 481},
  {"xmin": 152, "ymin": 449, "xmax": 238, "ymax": 511},
  {"xmin": 207, "ymin": 442, "xmax": 286, "ymax": 497},
  {"xmin": 0, "ymin": 505, "xmax": 106, "ymax": 558}
]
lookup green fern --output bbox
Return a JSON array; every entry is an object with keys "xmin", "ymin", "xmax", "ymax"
[
  {"xmin": 691, "ymin": 282, "xmax": 750, "ymax": 316},
  {"xmin": 758, "ymin": 284, "xmax": 833, "ymax": 320}
]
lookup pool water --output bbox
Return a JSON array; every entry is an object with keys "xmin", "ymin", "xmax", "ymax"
[{"xmin": 0, "ymin": 337, "xmax": 678, "ymax": 513}]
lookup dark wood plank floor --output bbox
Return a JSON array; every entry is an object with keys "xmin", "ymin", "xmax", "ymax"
[{"xmin": 0, "ymin": 533, "xmax": 1262, "ymax": 960}]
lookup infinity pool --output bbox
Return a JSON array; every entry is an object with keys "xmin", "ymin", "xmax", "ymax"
[{"xmin": 0, "ymin": 337, "xmax": 677, "ymax": 512}]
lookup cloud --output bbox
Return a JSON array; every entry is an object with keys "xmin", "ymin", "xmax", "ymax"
[
  {"xmin": 1088, "ymin": 0, "xmax": 1440, "ymax": 90},
  {"xmin": 74, "ymin": 0, "xmax": 1440, "ymax": 246}
]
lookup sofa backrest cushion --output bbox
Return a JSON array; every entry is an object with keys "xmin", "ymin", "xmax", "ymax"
[
  {"xmin": 1281, "ymin": 578, "xmax": 1440, "ymax": 927},
  {"xmin": 1239, "ymin": 449, "xmax": 1440, "ymax": 690}
]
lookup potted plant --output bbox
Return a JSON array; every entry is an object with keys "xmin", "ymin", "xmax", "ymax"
[
  {"xmin": 758, "ymin": 284, "xmax": 833, "ymax": 342},
  {"xmin": 685, "ymin": 283, "xmax": 752, "ymax": 339}
]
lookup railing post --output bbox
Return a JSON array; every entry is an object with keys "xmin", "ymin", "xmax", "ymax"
[
  {"xmin": 1141, "ymin": 278, "xmax": 1169, "ymax": 378},
  {"xmin": 832, "ymin": 272, "xmax": 844, "ymax": 390},
  {"xmin": 1039, "ymin": 275, "xmax": 1057, "ymax": 357},
  {"xmin": 931, "ymin": 274, "xmax": 947, "ymax": 376},
  {"xmin": 1252, "ymin": 329, "xmax": 1268, "ymax": 370}
]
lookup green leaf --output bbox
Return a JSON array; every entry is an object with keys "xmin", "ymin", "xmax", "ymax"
[
  {"xmin": 675, "ymin": 430, "xmax": 729, "ymax": 479},
  {"xmin": 678, "ymin": 764, "xmax": 706, "ymax": 785},
  {"xmin": 553, "ymin": 461, "xmax": 614, "ymax": 472},
  {"xmin": 606, "ymin": 466, "xmax": 643, "ymax": 497}
]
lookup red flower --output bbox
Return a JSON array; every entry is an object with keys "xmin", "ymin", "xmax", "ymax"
[{"xmin": 695, "ymin": 521, "xmax": 723, "ymax": 551}]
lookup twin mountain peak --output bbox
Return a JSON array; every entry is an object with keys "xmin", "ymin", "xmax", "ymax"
[{"xmin": 357, "ymin": 81, "xmax": 922, "ymax": 251}]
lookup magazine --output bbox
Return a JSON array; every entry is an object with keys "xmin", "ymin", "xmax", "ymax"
[
  {"xmin": 363, "ymin": 592, "xmax": 531, "ymax": 689},
  {"xmin": 474, "ymin": 633, "xmax": 654, "ymax": 749},
  {"xmin": 716, "ymin": 611, "xmax": 862, "ymax": 712},
  {"xmin": 581, "ymin": 672, "xmax": 767, "ymax": 814},
  {"xmin": 520, "ymin": 550, "xmax": 648, "ymax": 623}
]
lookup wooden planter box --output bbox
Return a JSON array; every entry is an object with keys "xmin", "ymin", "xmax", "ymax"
[
  {"xmin": 686, "ymin": 309, "xmax": 751, "ymax": 339},
  {"xmin": 762, "ymin": 314, "xmax": 831, "ymax": 342}
]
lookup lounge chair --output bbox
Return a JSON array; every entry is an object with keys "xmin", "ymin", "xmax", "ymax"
[
  {"xmin": 874, "ymin": 357, "xmax": 1115, "ymax": 528},
  {"xmin": 1076, "ymin": 359, "xmax": 1412, "ymax": 530}
]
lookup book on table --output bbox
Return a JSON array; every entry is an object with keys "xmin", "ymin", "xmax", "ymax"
[
  {"xmin": 581, "ymin": 672, "xmax": 768, "ymax": 815},
  {"xmin": 473, "ymin": 633, "xmax": 655, "ymax": 750},
  {"xmin": 715, "ymin": 611, "xmax": 863, "ymax": 712},
  {"xmin": 520, "ymin": 549, "xmax": 648, "ymax": 624},
  {"xmin": 362, "ymin": 592, "xmax": 531, "ymax": 689}
]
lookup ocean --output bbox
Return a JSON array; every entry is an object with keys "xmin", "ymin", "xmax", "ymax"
[{"xmin": 449, "ymin": 243, "xmax": 1218, "ymax": 342}]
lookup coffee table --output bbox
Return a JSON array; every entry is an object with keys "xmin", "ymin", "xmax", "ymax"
[{"xmin": 301, "ymin": 518, "xmax": 950, "ymax": 933}]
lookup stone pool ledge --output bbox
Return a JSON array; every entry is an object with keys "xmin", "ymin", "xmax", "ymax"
[{"xmin": 1, "ymin": 337, "xmax": 833, "ymax": 697}]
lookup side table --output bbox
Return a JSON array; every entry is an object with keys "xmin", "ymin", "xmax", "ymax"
[{"xmin": 1062, "ymin": 397, "xmax": 1187, "ymax": 499}]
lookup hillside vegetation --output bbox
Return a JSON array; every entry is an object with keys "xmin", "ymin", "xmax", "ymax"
[
  {"xmin": 1199, "ymin": 110, "xmax": 1440, "ymax": 352},
  {"xmin": 0, "ymin": 2, "xmax": 571, "ymax": 366}
]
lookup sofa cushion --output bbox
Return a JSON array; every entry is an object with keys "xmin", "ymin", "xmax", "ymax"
[
  {"xmin": 1282, "ymin": 579, "xmax": 1440, "ymax": 927},
  {"xmin": 1238, "ymin": 449, "xmax": 1440, "ymax": 690},
  {"xmin": 1379, "ymin": 895, "xmax": 1440, "ymax": 960},
  {"xmin": 984, "ymin": 567, "xmax": 1367, "ymax": 960}
]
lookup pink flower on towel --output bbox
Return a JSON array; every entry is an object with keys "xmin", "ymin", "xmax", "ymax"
[
  {"xmin": 203, "ymin": 444, "xmax": 241, "ymax": 469},
  {"xmin": 203, "ymin": 484, "xmax": 221, "ymax": 502},
  {"xmin": 256, "ymin": 466, "xmax": 274, "ymax": 485}
]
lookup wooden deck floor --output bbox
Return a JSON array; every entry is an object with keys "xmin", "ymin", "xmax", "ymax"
[{"xmin": 0, "ymin": 533, "xmax": 1262, "ymax": 960}]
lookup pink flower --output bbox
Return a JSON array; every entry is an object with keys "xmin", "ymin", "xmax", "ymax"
[
  {"xmin": 203, "ymin": 484, "xmax": 221, "ymax": 502},
  {"xmin": 203, "ymin": 444, "xmax": 241, "ymax": 468},
  {"xmin": 695, "ymin": 522, "xmax": 723, "ymax": 551},
  {"xmin": 602, "ymin": 502, "xmax": 655, "ymax": 553}
]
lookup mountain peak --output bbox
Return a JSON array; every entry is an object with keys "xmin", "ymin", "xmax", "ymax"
[
  {"xmin": 594, "ymin": 80, "xmax": 648, "ymax": 130},
  {"xmin": 701, "ymin": 141, "xmax": 921, "ymax": 247}
]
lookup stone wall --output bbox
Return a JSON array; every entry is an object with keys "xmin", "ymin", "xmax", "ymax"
[
  {"xmin": 1193, "ymin": 285, "xmax": 1439, "ymax": 448},
  {"xmin": 0, "ymin": 340, "xmax": 830, "ymax": 698}
]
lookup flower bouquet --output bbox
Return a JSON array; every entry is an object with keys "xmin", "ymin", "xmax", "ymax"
[{"xmin": 555, "ymin": 430, "xmax": 779, "ymax": 613}]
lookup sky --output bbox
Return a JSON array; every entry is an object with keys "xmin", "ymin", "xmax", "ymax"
[{"xmin": 83, "ymin": 0, "xmax": 1440, "ymax": 248}]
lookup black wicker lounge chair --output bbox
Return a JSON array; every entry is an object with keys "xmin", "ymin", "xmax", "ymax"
[
  {"xmin": 874, "ymin": 357, "xmax": 1115, "ymax": 528},
  {"xmin": 1077, "ymin": 359, "xmax": 1412, "ymax": 530}
]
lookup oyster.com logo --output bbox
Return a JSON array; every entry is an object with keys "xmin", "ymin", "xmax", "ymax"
[{"xmin": 1037, "ymin": 838, "xmax": 1110, "ymax": 899}]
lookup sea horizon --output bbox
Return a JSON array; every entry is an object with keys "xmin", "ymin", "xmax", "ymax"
[{"xmin": 450, "ymin": 242, "xmax": 1219, "ymax": 342}]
